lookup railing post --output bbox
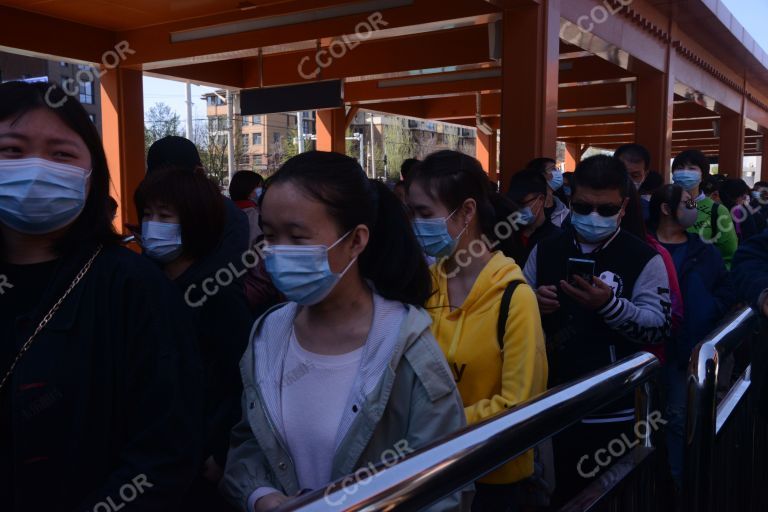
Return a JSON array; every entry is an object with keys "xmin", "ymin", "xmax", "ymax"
[
  {"xmin": 683, "ymin": 342, "xmax": 719, "ymax": 512},
  {"xmin": 635, "ymin": 381, "xmax": 655, "ymax": 448}
]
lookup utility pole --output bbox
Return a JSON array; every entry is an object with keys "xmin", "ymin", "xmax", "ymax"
[
  {"xmin": 296, "ymin": 111, "xmax": 304, "ymax": 153},
  {"xmin": 226, "ymin": 89, "xmax": 235, "ymax": 185},
  {"xmin": 369, "ymin": 112, "xmax": 376, "ymax": 179},
  {"xmin": 185, "ymin": 81, "xmax": 193, "ymax": 140}
]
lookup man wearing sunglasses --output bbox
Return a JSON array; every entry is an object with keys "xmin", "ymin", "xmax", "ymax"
[{"xmin": 522, "ymin": 155, "xmax": 671, "ymax": 501}]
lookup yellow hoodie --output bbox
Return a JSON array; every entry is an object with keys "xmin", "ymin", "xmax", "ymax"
[{"xmin": 427, "ymin": 251, "xmax": 548, "ymax": 484}]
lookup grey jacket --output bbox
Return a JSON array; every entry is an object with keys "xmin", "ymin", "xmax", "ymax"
[{"xmin": 220, "ymin": 298, "xmax": 471, "ymax": 511}]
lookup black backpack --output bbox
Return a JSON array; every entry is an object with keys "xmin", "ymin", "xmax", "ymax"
[{"xmin": 496, "ymin": 280, "xmax": 526, "ymax": 349}]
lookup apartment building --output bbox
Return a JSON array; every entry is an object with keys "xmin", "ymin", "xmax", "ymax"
[{"xmin": 0, "ymin": 51, "xmax": 101, "ymax": 132}]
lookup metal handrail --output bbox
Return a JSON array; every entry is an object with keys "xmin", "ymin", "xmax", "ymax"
[
  {"xmin": 683, "ymin": 306, "xmax": 759, "ymax": 512},
  {"xmin": 281, "ymin": 352, "xmax": 660, "ymax": 512}
]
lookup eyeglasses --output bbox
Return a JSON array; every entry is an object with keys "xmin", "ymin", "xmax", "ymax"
[
  {"xmin": 683, "ymin": 199, "xmax": 698, "ymax": 210},
  {"xmin": 570, "ymin": 201, "xmax": 623, "ymax": 217}
]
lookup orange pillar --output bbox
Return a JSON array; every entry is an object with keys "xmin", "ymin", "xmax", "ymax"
[
  {"xmin": 636, "ymin": 67, "xmax": 675, "ymax": 178},
  {"xmin": 499, "ymin": 0, "xmax": 559, "ymax": 193},
  {"xmin": 316, "ymin": 108, "xmax": 346, "ymax": 154},
  {"xmin": 564, "ymin": 142, "xmax": 581, "ymax": 171},
  {"xmin": 100, "ymin": 67, "xmax": 144, "ymax": 231},
  {"xmin": 719, "ymin": 111, "xmax": 745, "ymax": 178},
  {"xmin": 476, "ymin": 129, "xmax": 498, "ymax": 182}
]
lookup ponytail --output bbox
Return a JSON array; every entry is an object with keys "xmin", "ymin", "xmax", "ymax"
[
  {"xmin": 360, "ymin": 180, "xmax": 431, "ymax": 306},
  {"xmin": 264, "ymin": 151, "xmax": 431, "ymax": 306}
]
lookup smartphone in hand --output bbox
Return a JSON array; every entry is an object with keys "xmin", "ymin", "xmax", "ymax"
[{"xmin": 567, "ymin": 258, "xmax": 595, "ymax": 285}]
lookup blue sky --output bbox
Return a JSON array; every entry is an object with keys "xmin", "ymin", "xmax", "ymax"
[
  {"xmin": 143, "ymin": 1, "xmax": 768, "ymax": 124},
  {"xmin": 721, "ymin": 0, "xmax": 768, "ymax": 53}
]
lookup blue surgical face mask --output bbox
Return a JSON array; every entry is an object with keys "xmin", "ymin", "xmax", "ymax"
[
  {"xmin": 571, "ymin": 211, "xmax": 620, "ymax": 244},
  {"xmin": 563, "ymin": 185, "xmax": 572, "ymax": 198},
  {"xmin": 264, "ymin": 232, "xmax": 356, "ymax": 306},
  {"xmin": 752, "ymin": 191, "xmax": 762, "ymax": 201},
  {"xmin": 413, "ymin": 209, "xmax": 466, "ymax": 258},
  {"xmin": 141, "ymin": 221, "xmax": 183, "ymax": 263},
  {"xmin": 0, "ymin": 157, "xmax": 91, "ymax": 234},
  {"xmin": 672, "ymin": 169, "xmax": 702, "ymax": 191},
  {"xmin": 251, "ymin": 187, "xmax": 263, "ymax": 202},
  {"xmin": 518, "ymin": 207, "xmax": 536, "ymax": 227},
  {"xmin": 549, "ymin": 169, "xmax": 564, "ymax": 191}
]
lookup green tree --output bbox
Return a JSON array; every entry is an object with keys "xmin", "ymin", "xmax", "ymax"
[
  {"xmin": 383, "ymin": 122, "xmax": 416, "ymax": 181},
  {"xmin": 144, "ymin": 103, "xmax": 182, "ymax": 156}
]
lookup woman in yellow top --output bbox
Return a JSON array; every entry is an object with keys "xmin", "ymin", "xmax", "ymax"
[{"xmin": 408, "ymin": 150, "xmax": 548, "ymax": 512}]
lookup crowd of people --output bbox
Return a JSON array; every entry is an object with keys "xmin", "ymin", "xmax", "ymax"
[{"xmin": 1, "ymin": 80, "xmax": 767, "ymax": 512}]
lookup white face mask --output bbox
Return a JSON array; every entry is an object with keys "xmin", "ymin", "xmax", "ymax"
[{"xmin": 0, "ymin": 157, "xmax": 91, "ymax": 234}]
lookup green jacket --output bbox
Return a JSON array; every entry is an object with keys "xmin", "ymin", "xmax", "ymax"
[
  {"xmin": 688, "ymin": 196, "xmax": 738, "ymax": 269},
  {"xmin": 220, "ymin": 297, "xmax": 472, "ymax": 511}
]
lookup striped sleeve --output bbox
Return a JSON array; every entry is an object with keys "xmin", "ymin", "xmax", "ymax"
[{"xmin": 597, "ymin": 254, "xmax": 671, "ymax": 345}]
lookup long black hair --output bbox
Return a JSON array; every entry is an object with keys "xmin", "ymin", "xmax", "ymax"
[
  {"xmin": 409, "ymin": 150, "xmax": 521, "ymax": 257},
  {"xmin": 648, "ymin": 184, "xmax": 685, "ymax": 232},
  {"xmin": 0, "ymin": 81, "xmax": 119, "ymax": 255},
  {"xmin": 264, "ymin": 151, "xmax": 431, "ymax": 306}
]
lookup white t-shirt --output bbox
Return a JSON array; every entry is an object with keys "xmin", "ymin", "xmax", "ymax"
[{"xmin": 280, "ymin": 329, "xmax": 363, "ymax": 491}]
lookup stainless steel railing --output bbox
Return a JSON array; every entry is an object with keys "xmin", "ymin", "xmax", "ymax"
[
  {"xmin": 281, "ymin": 352, "xmax": 660, "ymax": 512},
  {"xmin": 683, "ymin": 306, "xmax": 760, "ymax": 512}
]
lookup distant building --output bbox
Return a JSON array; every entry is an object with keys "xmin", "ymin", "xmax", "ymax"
[
  {"xmin": 0, "ymin": 51, "xmax": 101, "ymax": 132},
  {"xmin": 202, "ymin": 90, "xmax": 316, "ymax": 173},
  {"xmin": 202, "ymin": 90, "xmax": 475, "ymax": 179}
]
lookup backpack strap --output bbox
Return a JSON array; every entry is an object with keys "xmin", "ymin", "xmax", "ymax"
[
  {"xmin": 497, "ymin": 280, "xmax": 526, "ymax": 350},
  {"xmin": 710, "ymin": 202, "xmax": 720, "ymax": 239}
]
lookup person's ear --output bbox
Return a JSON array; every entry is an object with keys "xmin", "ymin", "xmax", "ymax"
[
  {"xmin": 347, "ymin": 224, "xmax": 370, "ymax": 259},
  {"xmin": 459, "ymin": 198, "xmax": 477, "ymax": 226},
  {"xmin": 660, "ymin": 203, "xmax": 672, "ymax": 217},
  {"xmin": 618, "ymin": 197, "xmax": 629, "ymax": 221}
]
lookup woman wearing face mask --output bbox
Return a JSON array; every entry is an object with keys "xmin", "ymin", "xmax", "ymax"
[
  {"xmin": 408, "ymin": 151, "xmax": 548, "ymax": 512},
  {"xmin": 135, "ymin": 166, "xmax": 253, "ymax": 511},
  {"xmin": 671, "ymin": 150, "xmax": 737, "ymax": 268},
  {"xmin": 229, "ymin": 170, "xmax": 264, "ymax": 246},
  {"xmin": 648, "ymin": 184, "xmax": 738, "ymax": 487},
  {"xmin": 524, "ymin": 157, "xmax": 570, "ymax": 228},
  {"xmin": 0, "ymin": 82, "xmax": 202, "ymax": 510},
  {"xmin": 220, "ymin": 151, "xmax": 469, "ymax": 512}
]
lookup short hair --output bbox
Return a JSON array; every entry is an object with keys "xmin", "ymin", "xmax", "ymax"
[
  {"xmin": 754, "ymin": 181, "xmax": 768, "ymax": 190},
  {"xmin": 0, "ymin": 81, "xmax": 119, "ymax": 255},
  {"xmin": 719, "ymin": 178, "xmax": 751, "ymax": 209},
  {"xmin": 614, "ymin": 143, "xmax": 651, "ymax": 169},
  {"xmin": 572, "ymin": 155, "xmax": 630, "ymax": 199},
  {"xmin": 229, "ymin": 170, "xmax": 263, "ymax": 201},
  {"xmin": 672, "ymin": 149, "xmax": 710, "ymax": 176},
  {"xmin": 146, "ymin": 136, "xmax": 202, "ymax": 174},
  {"xmin": 639, "ymin": 171, "xmax": 664, "ymax": 195},
  {"xmin": 506, "ymin": 168, "xmax": 548, "ymax": 203},
  {"xmin": 701, "ymin": 174, "xmax": 724, "ymax": 196},
  {"xmin": 525, "ymin": 157, "xmax": 556, "ymax": 174},
  {"xmin": 400, "ymin": 158, "xmax": 420, "ymax": 181},
  {"xmin": 134, "ymin": 166, "xmax": 225, "ymax": 260}
]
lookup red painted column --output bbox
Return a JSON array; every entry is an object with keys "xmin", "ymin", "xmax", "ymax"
[
  {"xmin": 476, "ymin": 129, "xmax": 498, "ymax": 182},
  {"xmin": 564, "ymin": 142, "xmax": 581, "ymax": 171},
  {"xmin": 316, "ymin": 108, "xmax": 347, "ymax": 154},
  {"xmin": 719, "ymin": 110, "xmax": 745, "ymax": 178},
  {"xmin": 498, "ymin": 0, "xmax": 560, "ymax": 192},
  {"xmin": 636, "ymin": 66, "xmax": 675, "ymax": 178},
  {"xmin": 100, "ymin": 67, "xmax": 145, "ymax": 231}
]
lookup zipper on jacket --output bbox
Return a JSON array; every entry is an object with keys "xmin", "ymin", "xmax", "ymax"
[{"xmin": 253, "ymin": 384, "xmax": 297, "ymax": 480}]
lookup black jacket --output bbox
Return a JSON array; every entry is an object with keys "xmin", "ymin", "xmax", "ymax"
[
  {"xmin": 173, "ymin": 249, "xmax": 253, "ymax": 466},
  {"xmin": 1, "ymin": 242, "xmax": 203, "ymax": 512}
]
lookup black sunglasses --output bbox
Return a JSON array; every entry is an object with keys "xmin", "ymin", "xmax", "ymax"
[{"xmin": 570, "ymin": 201, "xmax": 623, "ymax": 217}]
